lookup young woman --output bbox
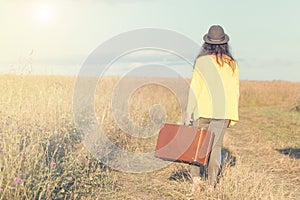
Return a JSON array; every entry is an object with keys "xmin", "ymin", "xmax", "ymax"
[{"xmin": 185, "ymin": 25, "xmax": 240, "ymax": 191}]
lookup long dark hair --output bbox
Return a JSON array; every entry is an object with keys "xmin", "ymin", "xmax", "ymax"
[{"xmin": 196, "ymin": 43, "xmax": 236, "ymax": 72}]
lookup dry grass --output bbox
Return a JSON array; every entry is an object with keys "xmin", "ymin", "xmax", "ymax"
[
  {"xmin": 0, "ymin": 75, "xmax": 299, "ymax": 199},
  {"xmin": 239, "ymin": 80, "xmax": 300, "ymax": 107}
]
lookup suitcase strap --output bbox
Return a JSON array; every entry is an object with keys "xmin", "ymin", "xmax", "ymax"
[{"xmin": 194, "ymin": 127, "xmax": 205, "ymax": 163}]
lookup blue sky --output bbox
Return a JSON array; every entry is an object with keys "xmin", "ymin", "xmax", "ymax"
[{"xmin": 0, "ymin": 0, "xmax": 299, "ymax": 81}]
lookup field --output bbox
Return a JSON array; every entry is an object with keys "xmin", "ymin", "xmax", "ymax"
[{"xmin": 0, "ymin": 75, "xmax": 299, "ymax": 199}]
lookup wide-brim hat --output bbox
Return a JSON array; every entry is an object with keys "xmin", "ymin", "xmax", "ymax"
[{"xmin": 203, "ymin": 25, "xmax": 229, "ymax": 44}]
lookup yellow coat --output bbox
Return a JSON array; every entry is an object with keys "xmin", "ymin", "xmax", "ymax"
[{"xmin": 186, "ymin": 55, "xmax": 240, "ymax": 126}]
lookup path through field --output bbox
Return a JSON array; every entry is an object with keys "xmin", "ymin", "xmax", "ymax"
[{"xmin": 103, "ymin": 106, "xmax": 299, "ymax": 200}]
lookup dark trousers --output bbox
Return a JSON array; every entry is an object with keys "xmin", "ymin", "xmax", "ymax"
[{"xmin": 190, "ymin": 118, "xmax": 229, "ymax": 186}]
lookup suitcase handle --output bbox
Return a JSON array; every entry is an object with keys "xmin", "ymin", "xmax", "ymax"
[{"xmin": 183, "ymin": 120, "xmax": 193, "ymax": 126}]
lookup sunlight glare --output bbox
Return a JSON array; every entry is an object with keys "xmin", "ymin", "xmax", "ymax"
[{"xmin": 36, "ymin": 4, "xmax": 55, "ymax": 24}]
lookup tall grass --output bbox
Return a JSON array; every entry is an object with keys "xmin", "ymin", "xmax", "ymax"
[
  {"xmin": 0, "ymin": 75, "xmax": 299, "ymax": 199},
  {"xmin": 0, "ymin": 76, "xmax": 117, "ymax": 199},
  {"xmin": 239, "ymin": 80, "xmax": 300, "ymax": 107}
]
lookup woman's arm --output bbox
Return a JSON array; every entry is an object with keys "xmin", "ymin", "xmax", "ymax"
[{"xmin": 186, "ymin": 63, "xmax": 203, "ymax": 116}]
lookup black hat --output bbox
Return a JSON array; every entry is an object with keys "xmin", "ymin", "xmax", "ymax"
[{"xmin": 203, "ymin": 25, "xmax": 229, "ymax": 44}]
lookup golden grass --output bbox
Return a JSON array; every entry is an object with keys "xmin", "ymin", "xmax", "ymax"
[
  {"xmin": 0, "ymin": 75, "xmax": 299, "ymax": 199},
  {"xmin": 239, "ymin": 80, "xmax": 300, "ymax": 107}
]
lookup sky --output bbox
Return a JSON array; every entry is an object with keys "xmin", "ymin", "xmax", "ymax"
[{"xmin": 0, "ymin": 0, "xmax": 299, "ymax": 81}]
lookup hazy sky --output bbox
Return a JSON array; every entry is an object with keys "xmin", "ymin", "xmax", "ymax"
[{"xmin": 0, "ymin": 0, "xmax": 299, "ymax": 81}]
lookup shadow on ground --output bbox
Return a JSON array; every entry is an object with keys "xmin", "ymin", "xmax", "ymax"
[
  {"xmin": 276, "ymin": 148, "xmax": 300, "ymax": 159},
  {"xmin": 168, "ymin": 168, "xmax": 190, "ymax": 181},
  {"xmin": 168, "ymin": 148, "xmax": 236, "ymax": 181}
]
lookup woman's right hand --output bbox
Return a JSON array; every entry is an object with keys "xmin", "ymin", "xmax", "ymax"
[{"xmin": 184, "ymin": 113, "xmax": 193, "ymax": 126}]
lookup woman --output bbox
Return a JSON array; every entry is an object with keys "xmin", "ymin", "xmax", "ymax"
[{"xmin": 185, "ymin": 25, "xmax": 239, "ymax": 191}]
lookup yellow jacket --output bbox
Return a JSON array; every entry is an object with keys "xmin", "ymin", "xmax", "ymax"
[{"xmin": 186, "ymin": 55, "xmax": 239, "ymax": 126}]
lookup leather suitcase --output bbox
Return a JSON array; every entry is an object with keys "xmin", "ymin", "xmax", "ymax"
[{"xmin": 155, "ymin": 123, "xmax": 214, "ymax": 166}]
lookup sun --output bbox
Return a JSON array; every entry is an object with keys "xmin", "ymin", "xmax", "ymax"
[{"xmin": 35, "ymin": 4, "xmax": 55, "ymax": 24}]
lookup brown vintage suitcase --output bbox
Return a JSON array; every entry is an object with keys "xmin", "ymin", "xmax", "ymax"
[{"xmin": 155, "ymin": 123, "xmax": 214, "ymax": 166}]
